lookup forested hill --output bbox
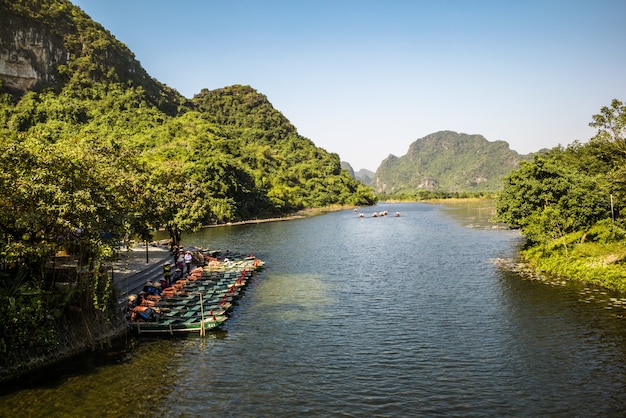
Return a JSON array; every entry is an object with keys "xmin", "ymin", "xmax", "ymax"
[
  {"xmin": 0, "ymin": 0, "xmax": 377, "ymax": 253},
  {"xmin": 374, "ymin": 131, "xmax": 532, "ymax": 195},
  {"xmin": 0, "ymin": 0, "xmax": 181, "ymax": 114},
  {"xmin": 0, "ymin": 0, "xmax": 377, "ymax": 375}
]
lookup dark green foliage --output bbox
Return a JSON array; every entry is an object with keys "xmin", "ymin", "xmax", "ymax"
[
  {"xmin": 0, "ymin": 0, "xmax": 378, "ymax": 367},
  {"xmin": 496, "ymin": 153, "xmax": 610, "ymax": 236},
  {"xmin": 495, "ymin": 100, "xmax": 626, "ymax": 290},
  {"xmin": 0, "ymin": 270, "xmax": 56, "ymax": 361},
  {"xmin": 496, "ymin": 100, "xmax": 625, "ymax": 244}
]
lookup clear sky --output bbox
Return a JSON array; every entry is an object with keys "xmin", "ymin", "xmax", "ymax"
[{"xmin": 72, "ymin": 0, "xmax": 626, "ymax": 172}]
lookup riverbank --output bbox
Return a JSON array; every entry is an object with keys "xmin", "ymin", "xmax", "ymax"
[
  {"xmin": 204, "ymin": 205, "xmax": 355, "ymax": 228},
  {"xmin": 489, "ymin": 222, "xmax": 626, "ymax": 295},
  {"xmin": 423, "ymin": 198, "xmax": 626, "ymax": 295},
  {"xmin": 0, "ymin": 243, "xmax": 172, "ymax": 385},
  {"xmin": 521, "ymin": 238, "xmax": 626, "ymax": 294}
]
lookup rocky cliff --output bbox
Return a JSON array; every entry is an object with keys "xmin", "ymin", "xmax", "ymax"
[{"xmin": 0, "ymin": 11, "xmax": 67, "ymax": 94}]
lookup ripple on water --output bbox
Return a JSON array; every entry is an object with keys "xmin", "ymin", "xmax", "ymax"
[{"xmin": 4, "ymin": 203, "xmax": 626, "ymax": 416}]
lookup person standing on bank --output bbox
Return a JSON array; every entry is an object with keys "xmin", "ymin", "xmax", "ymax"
[
  {"xmin": 184, "ymin": 251, "xmax": 193, "ymax": 274},
  {"xmin": 163, "ymin": 262, "xmax": 172, "ymax": 286},
  {"xmin": 176, "ymin": 249, "xmax": 185, "ymax": 271}
]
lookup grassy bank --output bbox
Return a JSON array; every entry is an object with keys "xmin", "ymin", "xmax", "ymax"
[
  {"xmin": 521, "ymin": 222, "xmax": 626, "ymax": 293},
  {"xmin": 204, "ymin": 204, "xmax": 356, "ymax": 228}
]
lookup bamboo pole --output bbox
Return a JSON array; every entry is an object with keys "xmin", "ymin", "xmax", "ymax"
[{"xmin": 199, "ymin": 291, "xmax": 205, "ymax": 337}]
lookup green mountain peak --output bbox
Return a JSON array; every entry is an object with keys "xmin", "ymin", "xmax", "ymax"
[{"xmin": 374, "ymin": 130, "xmax": 531, "ymax": 194}]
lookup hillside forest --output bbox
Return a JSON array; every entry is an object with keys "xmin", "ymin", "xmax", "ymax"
[{"xmin": 0, "ymin": 0, "xmax": 375, "ymax": 370}]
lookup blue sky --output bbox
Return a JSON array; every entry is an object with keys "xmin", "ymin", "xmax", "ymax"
[{"xmin": 72, "ymin": 0, "xmax": 626, "ymax": 171}]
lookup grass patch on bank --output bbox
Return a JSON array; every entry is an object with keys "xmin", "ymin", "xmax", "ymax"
[{"xmin": 523, "ymin": 221, "xmax": 626, "ymax": 293}]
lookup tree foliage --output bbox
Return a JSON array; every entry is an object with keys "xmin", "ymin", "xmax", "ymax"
[
  {"xmin": 495, "ymin": 100, "xmax": 624, "ymax": 247},
  {"xmin": 0, "ymin": 0, "xmax": 377, "ymax": 366}
]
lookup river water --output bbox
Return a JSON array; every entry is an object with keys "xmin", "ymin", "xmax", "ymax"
[{"xmin": 2, "ymin": 201, "xmax": 626, "ymax": 416}]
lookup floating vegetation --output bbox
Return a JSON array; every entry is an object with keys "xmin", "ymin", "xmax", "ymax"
[
  {"xmin": 491, "ymin": 257, "xmax": 565, "ymax": 286},
  {"xmin": 492, "ymin": 258, "xmax": 626, "ymax": 318},
  {"xmin": 578, "ymin": 287, "xmax": 626, "ymax": 318}
]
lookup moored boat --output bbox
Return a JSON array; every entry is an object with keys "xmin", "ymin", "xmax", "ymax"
[
  {"xmin": 129, "ymin": 314, "xmax": 228, "ymax": 335},
  {"xmin": 127, "ymin": 252, "xmax": 264, "ymax": 336}
]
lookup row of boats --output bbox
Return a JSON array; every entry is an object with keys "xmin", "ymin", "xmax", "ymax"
[
  {"xmin": 127, "ymin": 253, "xmax": 265, "ymax": 336},
  {"xmin": 358, "ymin": 210, "xmax": 401, "ymax": 218}
]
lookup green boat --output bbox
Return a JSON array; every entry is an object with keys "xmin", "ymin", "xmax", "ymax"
[
  {"xmin": 129, "ymin": 314, "xmax": 228, "ymax": 336},
  {"xmin": 127, "ymin": 254, "xmax": 263, "ymax": 336}
]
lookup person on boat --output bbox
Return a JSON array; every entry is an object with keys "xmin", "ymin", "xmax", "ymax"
[
  {"xmin": 137, "ymin": 291, "xmax": 157, "ymax": 307},
  {"xmin": 124, "ymin": 294, "xmax": 138, "ymax": 320},
  {"xmin": 151, "ymin": 281, "xmax": 162, "ymax": 296},
  {"xmin": 184, "ymin": 251, "xmax": 193, "ymax": 274},
  {"xmin": 143, "ymin": 281, "xmax": 155, "ymax": 294},
  {"xmin": 171, "ymin": 267, "xmax": 183, "ymax": 283},
  {"xmin": 132, "ymin": 305, "xmax": 158, "ymax": 322},
  {"xmin": 163, "ymin": 262, "xmax": 172, "ymax": 286}
]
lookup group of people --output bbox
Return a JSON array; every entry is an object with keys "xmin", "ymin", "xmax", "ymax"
[
  {"xmin": 125, "ymin": 292, "xmax": 158, "ymax": 322},
  {"xmin": 125, "ymin": 249, "xmax": 196, "ymax": 322},
  {"xmin": 172, "ymin": 246, "xmax": 195, "ymax": 275}
]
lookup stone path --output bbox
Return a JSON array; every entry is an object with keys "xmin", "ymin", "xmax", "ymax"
[{"xmin": 110, "ymin": 243, "xmax": 172, "ymax": 304}]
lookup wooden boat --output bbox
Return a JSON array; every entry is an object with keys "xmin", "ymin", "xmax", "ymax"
[
  {"xmin": 129, "ymin": 314, "xmax": 228, "ymax": 335},
  {"xmin": 128, "ymin": 253, "xmax": 264, "ymax": 336}
]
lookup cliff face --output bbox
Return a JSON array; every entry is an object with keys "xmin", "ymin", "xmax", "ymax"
[{"xmin": 0, "ymin": 13, "xmax": 67, "ymax": 94}]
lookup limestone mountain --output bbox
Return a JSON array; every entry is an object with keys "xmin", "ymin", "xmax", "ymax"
[
  {"xmin": 0, "ymin": 0, "xmax": 181, "ymax": 114},
  {"xmin": 375, "ymin": 131, "xmax": 531, "ymax": 194},
  {"xmin": 341, "ymin": 162, "xmax": 375, "ymax": 186},
  {"xmin": 341, "ymin": 161, "xmax": 355, "ymax": 178},
  {"xmin": 355, "ymin": 169, "xmax": 375, "ymax": 186},
  {"xmin": 0, "ymin": 0, "xmax": 377, "ymax": 236}
]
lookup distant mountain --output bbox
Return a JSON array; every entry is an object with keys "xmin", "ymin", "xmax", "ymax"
[
  {"xmin": 355, "ymin": 169, "xmax": 375, "ymax": 186},
  {"xmin": 341, "ymin": 161, "xmax": 374, "ymax": 186},
  {"xmin": 340, "ymin": 161, "xmax": 355, "ymax": 178},
  {"xmin": 341, "ymin": 162, "xmax": 375, "ymax": 186},
  {"xmin": 374, "ymin": 131, "xmax": 532, "ymax": 194}
]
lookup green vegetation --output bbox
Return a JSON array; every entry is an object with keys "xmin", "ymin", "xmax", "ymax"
[
  {"xmin": 0, "ymin": 0, "xmax": 376, "ymax": 374},
  {"xmin": 375, "ymin": 130, "xmax": 533, "ymax": 195},
  {"xmin": 495, "ymin": 99, "xmax": 626, "ymax": 292},
  {"xmin": 380, "ymin": 191, "xmax": 496, "ymax": 201}
]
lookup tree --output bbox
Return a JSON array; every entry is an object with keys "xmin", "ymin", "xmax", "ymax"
[
  {"xmin": 589, "ymin": 98, "xmax": 626, "ymax": 144},
  {"xmin": 495, "ymin": 152, "xmax": 610, "ymax": 244}
]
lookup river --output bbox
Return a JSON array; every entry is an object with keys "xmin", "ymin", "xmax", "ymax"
[{"xmin": 2, "ymin": 201, "xmax": 626, "ymax": 416}]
